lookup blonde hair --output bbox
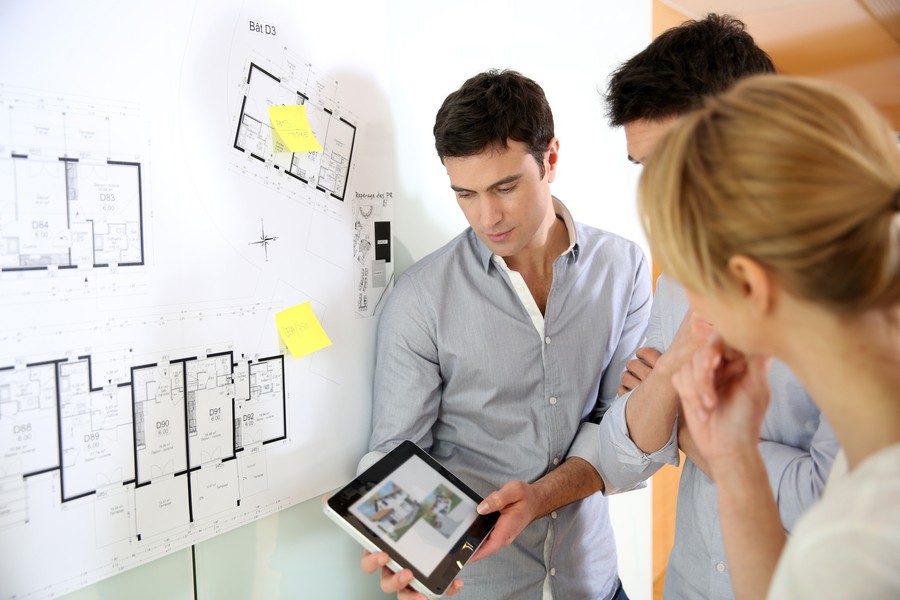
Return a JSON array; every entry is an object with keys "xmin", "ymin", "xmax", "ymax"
[{"xmin": 639, "ymin": 75, "xmax": 900, "ymax": 313}]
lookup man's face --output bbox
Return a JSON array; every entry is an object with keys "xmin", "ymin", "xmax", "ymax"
[
  {"xmin": 443, "ymin": 139, "xmax": 558, "ymax": 258},
  {"xmin": 623, "ymin": 117, "xmax": 679, "ymax": 165}
]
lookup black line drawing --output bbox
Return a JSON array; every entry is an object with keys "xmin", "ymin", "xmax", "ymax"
[
  {"xmin": 248, "ymin": 218, "xmax": 278, "ymax": 261},
  {"xmin": 233, "ymin": 62, "xmax": 356, "ymax": 202}
]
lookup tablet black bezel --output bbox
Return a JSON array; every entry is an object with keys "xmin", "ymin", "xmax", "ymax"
[{"xmin": 326, "ymin": 440, "xmax": 498, "ymax": 596}]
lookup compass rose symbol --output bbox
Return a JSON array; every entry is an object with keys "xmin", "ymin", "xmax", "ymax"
[{"xmin": 249, "ymin": 218, "xmax": 278, "ymax": 261}]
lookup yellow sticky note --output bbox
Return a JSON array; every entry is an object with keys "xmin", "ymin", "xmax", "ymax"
[
  {"xmin": 275, "ymin": 302, "xmax": 332, "ymax": 358},
  {"xmin": 268, "ymin": 105, "xmax": 323, "ymax": 153}
]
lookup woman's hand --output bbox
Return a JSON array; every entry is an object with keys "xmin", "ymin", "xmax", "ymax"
[{"xmin": 672, "ymin": 335, "xmax": 771, "ymax": 476}]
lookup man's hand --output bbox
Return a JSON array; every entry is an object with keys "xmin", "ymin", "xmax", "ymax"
[
  {"xmin": 618, "ymin": 347, "xmax": 662, "ymax": 396},
  {"xmin": 360, "ymin": 551, "xmax": 463, "ymax": 599},
  {"xmin": 472, "ymin": 458, "xmax": 603, "ymax": 562},
  {"xmin": 470, "ymin": 480, "xmax": 541, "ymax": 561}
]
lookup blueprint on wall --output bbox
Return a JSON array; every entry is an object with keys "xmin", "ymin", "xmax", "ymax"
[{"xmin": 0, "ymin": 1, "xmax": 393, "ymax": 598}]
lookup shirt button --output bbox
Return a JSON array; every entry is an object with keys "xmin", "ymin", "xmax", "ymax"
[
  {"xmin": 549, "ymin": 567, "xmax": 556, "ymax": 577},
  {"xmin": 544, "ymin": 336, "xmax": 551, "ymax": 345},
  {"xmin": 549, "ymin": 396, "xmax": 557, "ymax": 405},
  {"xmin": 716, "ymin": 562, "xmax": 726, "ymax": 573},
  {"xmin": 552, "ymin": 457, "xmax": 560, "ymax": 465},
  {"xmin": 550, "ymin": 511, "xmax": 558, "ymax": 519}
]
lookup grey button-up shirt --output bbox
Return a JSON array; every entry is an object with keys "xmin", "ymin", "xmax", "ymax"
[
  {"xmin": 361, "ymin": 200, "xmax": 651, "ymax": 600},
  {"xmin": 599, "ymin": 274, "xmax": 839, "ymax": 600}
]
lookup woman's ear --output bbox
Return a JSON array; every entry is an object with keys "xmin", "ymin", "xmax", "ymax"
[{"xmin": 727, "ymin": 255, "xmax": 775, "ymax": 315}]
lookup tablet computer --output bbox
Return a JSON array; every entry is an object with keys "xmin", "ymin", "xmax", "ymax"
[{"xmin": 323, "ymin": 440, "xmax": 499, "ymax": 599}]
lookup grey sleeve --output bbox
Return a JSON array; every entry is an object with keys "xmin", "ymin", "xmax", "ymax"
[
  {"xmin": 574, "ymin": 249, "xmax": 653, "ymax": 491},
  {"xmin": 598, "ymin": 272, "xmax": 681, "ymax": 493},
  {"xmin": 760, "ymin": 413, "xmax": 840, "ymax": 532},
  {"xmin": 358, "ymin": 273, "xmax": 443, "ymax": 474}
]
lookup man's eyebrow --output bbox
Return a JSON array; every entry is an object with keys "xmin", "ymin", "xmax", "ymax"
[
  {"xmin": 488, "ymin": 174, "xmax": 522, "ymax": 189},
  {"xmin": 450, "ymin": 174, "xmax": 522, "ymax": 194}
]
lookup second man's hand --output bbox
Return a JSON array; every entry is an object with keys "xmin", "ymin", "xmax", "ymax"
[
  {"xmin": 471, "ymin": 480, "xmax": 542, "ymax": 562},
  {"xmin": 619, "ymin": 346, "xmax": 662, "ymax": 395}
]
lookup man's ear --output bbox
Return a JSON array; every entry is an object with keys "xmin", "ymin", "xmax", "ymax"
[
  {"xmin": 727, "ymin": 255, "xmax": 775, "ymax": 315},
  {"xmin": 545, "ymin": 138, "xmax": 560, "ymax": 183}
]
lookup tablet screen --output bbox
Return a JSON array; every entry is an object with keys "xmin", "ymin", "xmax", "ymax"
[
  {"xmin": 347, "ymin": 453, "xmax": 479, "ymax": 576},
  {"xmin": 324, "ymin": 440, "xmax": 498, "ymax": 598}
]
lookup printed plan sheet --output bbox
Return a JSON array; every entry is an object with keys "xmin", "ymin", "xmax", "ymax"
[{"xmin": 0, "ymin": 2, "xmax": 393, "ymax": 597}]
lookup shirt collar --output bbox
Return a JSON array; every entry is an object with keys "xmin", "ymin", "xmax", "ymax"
[{"xmin": 476, "ymin": 196, "xmax": 580, "ymax": 271}]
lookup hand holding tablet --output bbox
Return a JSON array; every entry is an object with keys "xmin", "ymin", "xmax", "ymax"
[{"xmin": 324, "ymin": 441, "xmax": 499, "ymax": 599}]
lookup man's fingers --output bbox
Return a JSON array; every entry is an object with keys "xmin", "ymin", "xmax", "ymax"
[
  {"xmin": 477, "ymin": 480, "xmax": 526, "ymax": 514},
  {"xmin": 360, "ymin": 550, "xmax": 389, "ymax": 574},
  {"xmin": 477, "ymin": 490, "xmax": 502, "ymax": 514},
  {"xmin": 362, "ymin": 552, "xmax": 421, "ymax": 597},
  {"xmin": 626, "ymin": 357, "xmax": 652, "ymax": 379},
  {"xmin": 471, "ymin": 514, "xmax": 518, "ymax": 562},
  {"xmin": 471, "ymin": 535, "xmax": 501, "ymax": 562},
  {"xmin": 619, "ymin": 371, "xmax": 641, "ymax": 392},
  {"xmin": 627, "ymin": 366, "xmax": 650, "ymax": 383},
  {"xmin": 635, "ymin": 346, "xmax": 662, "ymax": 366},
  {"xmin": 619, "ymin": 348, "xmax": 661, "ymax": 393},
  {"xmin": 444, "ymin": 578, "xmax": 464, "ymax": 596},
  {"xmin": 380, "ymin": 567, "xmax": 414, "ymax": 595},
  {"xmin": 621, "ymin": 360, "xmax": 650, "ymax": 388}
]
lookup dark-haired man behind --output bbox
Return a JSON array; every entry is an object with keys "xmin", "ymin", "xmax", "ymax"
[
  {"xmin": 598, "ymin": 14, "xmax": 839, "ymax": 600},
  {"xmin": 359, "ymin": 70, "xmax": 650, "ymax": 599}
]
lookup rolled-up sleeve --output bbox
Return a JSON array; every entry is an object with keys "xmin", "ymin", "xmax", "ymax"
[
  {"xmin": 598, "ymin": 391, "xmax": 680, "ymax": 493},
  {"xmin": 761, "ymin": 414, "xmax": 839, "ymax": 532}
]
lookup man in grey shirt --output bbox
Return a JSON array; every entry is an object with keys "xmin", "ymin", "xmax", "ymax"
[
  {"xmin": 359, "ymin": 70, "xmax": 651, "ymax": 599},
  {"xmin": 598, "ymin": 14, "xmax": 840, "ymax": 599}
]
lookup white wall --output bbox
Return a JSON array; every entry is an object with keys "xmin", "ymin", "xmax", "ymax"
[
  {"xmin": 386, "ymin": 1, "xmax": 652, "ymax": 274},
  {"xmin": 58, "ymin": 1, "xmax": 654, "ymax": 598}
]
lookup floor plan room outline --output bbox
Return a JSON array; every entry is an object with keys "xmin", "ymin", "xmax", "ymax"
[
  {"xmin": 0, "ymin": 154, "xmax": 145, "ymax": 271},
  {"xmin": 233, "ymin": 62, "xmax": 356, "ymax": 202},
  {"xmin": 0, "ymin": 351, "xmax": 286, "ymax": 537}
]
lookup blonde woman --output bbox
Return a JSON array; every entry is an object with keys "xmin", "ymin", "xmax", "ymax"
[{"xmin": 638, "ymin": 74, "xmax": 900, "ymax": 599}]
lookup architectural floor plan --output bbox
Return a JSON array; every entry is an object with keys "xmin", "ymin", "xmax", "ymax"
[
  {"xmin": 0, "ymin": 88, "xmax": 146, "ymax": 272},
  {"xmin": 0, "ymin": 156, "xmax": 144, "ymax": 271},
  {"xmin": 233, "ymin": 61, "xmax": 356, "ymax": 202},
  {"xmin": 0, "ymin": 3, "xmax": 391, "ymax": 597},
  {"xmin": 1, "ymin": 351, "xmax": 285, "ymax": 525}
]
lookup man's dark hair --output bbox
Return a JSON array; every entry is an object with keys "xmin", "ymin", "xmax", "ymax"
[
  {"xmin": 604, "ymin": 13, "xmax": 776, "ymax": 126},
  {"xmin": 434, "ymin": 69, "xmax": 554, "ymax": 176}
]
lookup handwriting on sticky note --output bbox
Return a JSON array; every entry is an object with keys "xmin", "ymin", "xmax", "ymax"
[
  {"xmin": 268, "ymin": 105, "xmax": 323, "ymax": 153},
  {"xmin": 276, "ymin": 302, "xmax": 332, "ymax": 358}
]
